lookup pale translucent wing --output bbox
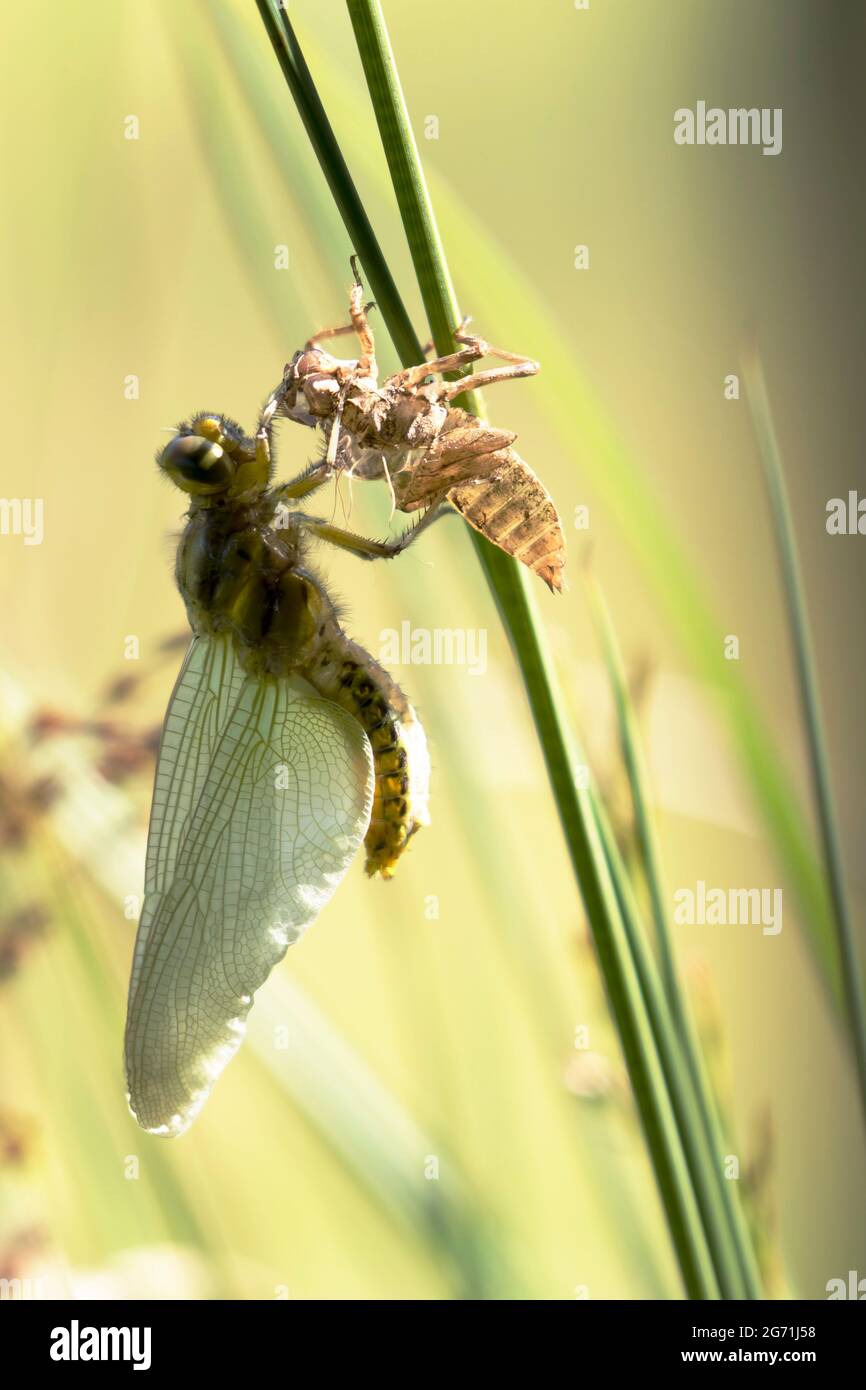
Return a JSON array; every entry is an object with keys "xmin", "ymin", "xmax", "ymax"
[{"xmin": 125, "ymin": 634, "xmax": 373, "ymax": 1136}]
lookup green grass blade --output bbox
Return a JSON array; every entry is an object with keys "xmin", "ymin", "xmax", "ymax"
[
  {"xmin": 252, "ymin": 0, "xmax": 419, "ymax": 362},
  {"xmin": 248, "ymin": 6, "xmax": 842, "ymax": 1033},
  {"xmin": 590, "ymin": 797, "xmax": 749, "ymax": 1298},
  {"xmin": 584, "ymin": 564, "xmax": 679, "ymax": 1011},
  {"xmin": 405, "ymin": 184, "xmax": 841, "ymax": 1013},
  {"xmin": 343, "ymin": 0, "xmax": 725, "ymax": 1297},
  {"xmin": 246, "ymin": 0, "xmax": 728, "ymax": 1299},
  {"xmin": 345, "ymin": 0, "xmax": 467, "ymax": 367},
  {"xmin": 586, "ymin": 570, "xmax": 764, "ymax": 1298},
  {"xmin": 743, "ymin": 345, "xmax": 866, "ymax": 1137}
]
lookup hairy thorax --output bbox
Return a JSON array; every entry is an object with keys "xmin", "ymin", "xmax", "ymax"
[{"xmin": 175, "ymin": 496, "xmax": 328, "ymax": 678}]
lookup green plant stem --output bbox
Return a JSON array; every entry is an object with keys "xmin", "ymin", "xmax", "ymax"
[
  {"xmin": 345, "ymin": 1, "xmax": 464, "ymax": 368},
  {"xmin": 586, "ymin": 569, "xmax": 679, "ymax": 1010},
  {"xmin": 252, "ymin": 0, "xmax": 419, "ymax": 361},
  {"xmin": 586, "ymin": 572, "xmax": 764, "ymax": 1298},
  {"xmin": 250, "ymin": 0, "xmax": 729, "ymax": 1299},
  {"xmin": 591, "ymin": 799, "xmax": 747, "ymax": 1299},
  {"xmin": 743, "ymin": 347, "xmax": 866, "ymax": 1139},
  {"xmin": 342, "ymin": 0, "xmax": 729, "ymax": 1297},
  {"xmin": 254, "ymin": 4, "xmax": 840, "ymax": 1037},
  {"xmin": 498, "ymin": 600, "xmax": 722, "ymax": 1299}
]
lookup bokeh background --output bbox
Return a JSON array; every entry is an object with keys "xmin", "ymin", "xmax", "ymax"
[{"xmin": 1, "ymin": 0, "xmax": 864, "ymax": 1299}]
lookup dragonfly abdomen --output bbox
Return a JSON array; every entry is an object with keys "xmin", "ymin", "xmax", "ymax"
[
  {"xmin": 448, "ymin": 449, "xmax": 565, "ymax": 594},
  {"xmin": 308, "ymin": 631, "xmax": 430, "ymax": 878}
]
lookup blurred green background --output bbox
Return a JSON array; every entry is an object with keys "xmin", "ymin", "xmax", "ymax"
[{"xmin": 1, "ymin": 0, "xmax": 864, "ymax": 1299}]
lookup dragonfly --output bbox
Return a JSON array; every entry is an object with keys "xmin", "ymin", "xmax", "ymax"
[
  {"xmin": 125, "ymin": 394, "xmax": 433, "ymax": 1137},
  {"xmin": 271, "ymin": 262, "xmax": 566, "ymax": 594},
  {"xmin": 126, "ymin": 271, "xmax": 563, "ymax": 1136}
]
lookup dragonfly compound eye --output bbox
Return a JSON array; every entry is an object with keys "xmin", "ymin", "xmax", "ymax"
[{"xmin": 160, "ymin": 434, "xmax": 234, "ymax": 495}]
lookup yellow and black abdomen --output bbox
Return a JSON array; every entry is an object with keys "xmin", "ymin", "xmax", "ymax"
[{"xmin": 307, "ymin": 631, "xmax": 430, "ymax": 878}]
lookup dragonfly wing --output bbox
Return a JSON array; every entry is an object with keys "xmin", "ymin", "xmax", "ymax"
[{"xmin": 125, "ymin": 634, "xmax": 374, "ymax": 1136}]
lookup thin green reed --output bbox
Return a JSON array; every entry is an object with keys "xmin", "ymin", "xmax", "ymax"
[
  {"xmin": 249, "ymin": 0, "xmax": 736, "ymax": 1299},
  {"xmin": 586, "ymin": 569, "xmax": 764, "ymax": 1297},
  {"xmin": 743, "ymin": 346, "xmax": 866, "ymax": 1139},
  {"xmin": 256, "ymin": 0, "xmax": 842, "ymax": 1039}
]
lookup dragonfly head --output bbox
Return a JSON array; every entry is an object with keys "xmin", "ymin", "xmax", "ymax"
[{"xmin": 159, "ymin": 414, "xmax": 265, "ymax": 499}]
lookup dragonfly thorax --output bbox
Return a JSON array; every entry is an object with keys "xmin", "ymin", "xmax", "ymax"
[{"xmin": 175, "ymin": 493, "xmax": 330, "ymax": 678}]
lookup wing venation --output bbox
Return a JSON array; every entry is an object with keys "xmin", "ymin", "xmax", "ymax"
[{"xmin": 125, "ymin": 634, "xmax": 373, "ymax": 1136}]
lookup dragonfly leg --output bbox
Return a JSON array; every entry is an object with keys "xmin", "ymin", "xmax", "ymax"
[
  {"xmin": 346, "ymin": 264, "xmax": 377, "ymax": 379},
  {"xmin": 251, "ymin": 377, "xmax": 295, "ymax": 476},
  {"xmin": 253, "ymin": 367, "xmax": 325, "ymax": 476},
  {"xmin": 300, "ymin": 503, "xmax": 448, "ymax": 561},
  {"xmin": 385, "ymin": 334, "xmax": 483, "ymax": 390},
  {"xmin": 305, "ymin": 303, "xmax": 375, "ymax": 352},
  {"xmin": 416, "ymin": 319, "xmax": 471, "ymax": 359},
  {"xmin": 436, "ymin": 334, "xmax": 539, "ymax": 400},
  {"xmin": 385, "ymin": 326, "xmax": 538, "ymax": 397},
  {"xmin": 273, "ymin": 458, "xmax": 336, "ymax": 503},
  {"xmin": 437, "ymin": 362, "xmax": 539, "ymax": 398},
  {"xmin": 306, "ymin": 260, "xmax": 379, "ymax": 381}
]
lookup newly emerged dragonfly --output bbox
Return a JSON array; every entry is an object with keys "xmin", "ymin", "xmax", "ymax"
[
  {"xmin": 272, "ymin": 266, "xmax": 566, "ymax": 593},
  {"xmin": 125, "ymin": 393, "xmax": 432, "ymax": 1136},
  {"xmin": 126, "ymin": 271, "xmax": 563, "ymax": 1136}
]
